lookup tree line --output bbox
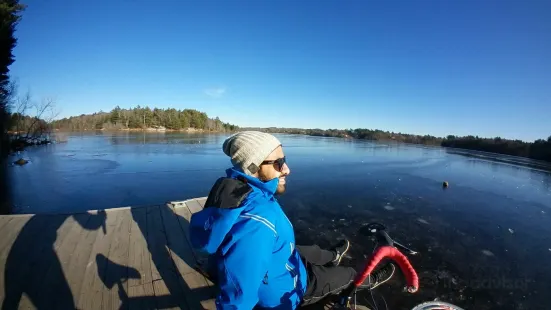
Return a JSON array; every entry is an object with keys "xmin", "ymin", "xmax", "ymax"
[
  {"xmin": 243, "ymin": 127, "xmax": 442, "ymax": 145},
  {"xmin": 51, "ymin": 106, "xmax": 238, "ymax": 132},
  {"xmin": 442, "ymin": 135, "xmax": 551, "ymax": 163},
  {"xmin": 1, "ymin": 0, "xmax": 25, "ymax": 213},
  {"xmin": 244, "ymin": 127, "xmax": 551, "ymax": 163},
  {"xmin": 9, "ymin": 101, "xmax": 551, "ymax": 163}
]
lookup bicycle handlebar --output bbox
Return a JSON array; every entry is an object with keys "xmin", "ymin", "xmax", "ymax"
[
  {"xmin": 353, "ymin": 245, "xmax": 419, "ymax": 292},
  {"xmin": 336, "ymin": 223, "xmax": 419, "ymax": 308}
]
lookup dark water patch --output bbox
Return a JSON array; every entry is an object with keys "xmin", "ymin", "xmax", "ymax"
[{"xmin": 281, "ymin": 182, "xmax": 550, "ymax": 309}]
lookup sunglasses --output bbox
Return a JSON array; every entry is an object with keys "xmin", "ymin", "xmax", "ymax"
[{"xmin": 260, "ymin": 156, "xmax": 287, "ymax": 172}]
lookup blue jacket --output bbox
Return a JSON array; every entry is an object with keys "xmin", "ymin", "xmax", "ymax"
[{"xmin": 190, "ymin": 168, "xmax": 308, "ymax": 309}]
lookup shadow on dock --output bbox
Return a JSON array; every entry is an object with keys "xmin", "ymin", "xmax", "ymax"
[
  {"xmin": 1, "ymin": 200, "xmax": 215, "ymax": 309},
  {"xmin": 125, "ymin": 204, "xmax": 214, "ymax": 309},
  {"xmin": 2, "ymin": 211, "xmax": 106, "ymax": 309}
]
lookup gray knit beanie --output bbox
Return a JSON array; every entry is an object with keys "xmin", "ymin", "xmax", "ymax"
[{"xmin": 223, "ymin": 131, "xmax": 282, "ymax": 175}]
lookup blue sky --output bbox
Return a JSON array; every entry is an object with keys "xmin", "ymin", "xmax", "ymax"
[{"xmin": 10, "ymin": 0, "xmax": 551, "ymax": 141}]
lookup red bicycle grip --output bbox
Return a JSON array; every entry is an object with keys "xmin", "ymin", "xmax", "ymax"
[{"xmin": 353, "ymin": 245, "xmax": 419, "ymax": 292}]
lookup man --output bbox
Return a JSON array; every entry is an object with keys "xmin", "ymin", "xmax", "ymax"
[{"xmin": 190, "ymin": 131, "xmax": 394, "ymax": 309}]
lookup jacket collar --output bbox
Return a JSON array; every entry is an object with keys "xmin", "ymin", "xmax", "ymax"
[{"xmin": 226, "ymin": 167, "xmax": 279, "ymax": 197}]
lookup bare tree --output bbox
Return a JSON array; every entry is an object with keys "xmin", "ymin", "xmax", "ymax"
[
  {"xmin": 26, "ymin": 97, "xmax": 59, "ymax": 140},
  {"xmin": 11, "ymin": 90, "xmax": 59, "ymax": 145}
]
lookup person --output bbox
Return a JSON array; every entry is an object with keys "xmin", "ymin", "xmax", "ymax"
[{"xmin": 190, "ymin": 131, "xmax": 394, "ymax": 309}]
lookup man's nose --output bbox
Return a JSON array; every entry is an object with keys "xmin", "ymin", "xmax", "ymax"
[{"xmin": 281, "ymin": 163, "xmax": 290, "ymax": 176}]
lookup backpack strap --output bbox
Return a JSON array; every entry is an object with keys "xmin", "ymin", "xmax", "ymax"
[{"xmin": 204, "ymin": 177, "xmax": 252, "ymax": 209}]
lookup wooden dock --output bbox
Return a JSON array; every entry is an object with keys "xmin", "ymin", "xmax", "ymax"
[{"xmin": 0, "ymin": 198, "xmax": 216, "ymax": 310}]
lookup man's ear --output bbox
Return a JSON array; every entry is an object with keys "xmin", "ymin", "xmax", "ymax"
[
  {"xmin": 251, "ymin": 165, "xmax": 261, "ymax": 179},
  {"xmin": 247, "ymin": 163, "xmax": 259, "ymax": 175}
]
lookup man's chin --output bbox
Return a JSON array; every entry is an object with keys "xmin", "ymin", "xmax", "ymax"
[{"xmin": 275, "ymin": 185, "xmax": 286, "ymax": 195}]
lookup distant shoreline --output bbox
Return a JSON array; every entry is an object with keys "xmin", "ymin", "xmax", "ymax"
[
  {"xmin": 14, "ymin": 125, "xmax": 550, "ymax": 164},
  {"xmin": 50, "ymin": 127, "xmax": 226, "ymax": 133}
]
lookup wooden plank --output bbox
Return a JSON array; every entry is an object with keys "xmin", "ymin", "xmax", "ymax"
[
  {"xmin": 0, "ymin": 213, "xmax": 36, "ymax": 218},
  {"xmin": 185, "ymin": 199, "xmax": 203, "ymax": 214},
  {"xmin": 173, "ymin": 206, "xmax": 210, "ymax": 266},
  {"xmin": 128, "ymin": 282, "xmax": 155, "ymax": 310},
  {"xmin": 0, "ymin": 216, "xmax": 32, "ymax": 306},
  {"xmin": 147, "ymin": 206, "xmax": 188, "ymax": 309},
  {"xmin": 181, "ymin": 272, "xmax": 217, "ymax": 310},
  {"xmin": 161, "ymin": 204, "xmax": 217, "ymax": 309},
  {"xmin": 196, "ymin": 197, "xmax": 207, "ymax": 208},
  {"xmin": 152, "ymin": 279, "xmax": 186, "ymax": 310},
  {"xmin": 85, "ymin": 205, "xmax": 148, "ymax": 214},
  {"xmin": 77, "ymin": 210, "xmax": 122, "ymax": 310},
  {"xmin": 19, "ymin": 293, "xmax": 34, "ymax": 310},
  {"xmin": 0, "ymin": 215, "xmax": 60, "ymax": 310},
  {"xmin": 168, "ymin": 201, "xmax": 187, "ymax": 208},
  {"xmin": 146, "ymin": 206, "xmax": 164, "ymax": 282},
  {"xmin": 128, "ymin": 207, "xmax": 152, "ymax": 287},
  {"xmin": 0, "ymin": 216, "xmax": 30, "ymax": 259},
  {"xmin": 174, "ymin": 205, "xmax": 192, "ymax": 222},
  {"xmin": 102, "ymin": 209, "xmax": 132, "ymax": 310},
  {"xmin": 60, "ymin": 212, "xmax": 105, "ymax": 306},
  {"xmin": 34, "ymin": 214, "xmax": 91, "ymax": 309},
  {"xmin": 0, "ymin": 216, "xmax": 14, "ymax": 236},
  {"xmin": 160, "ymin": 204, "xmax": 196, "ymax": 275},
  {"xmin": 18, "ymin": 215, "xmax": 77, "ymax": 310},
  {"xmin": 0, "ymin": 217, "xmax": 29, "ymax": 265},
  {"xmin": 174, "ymin": 203, "xmax": 216, "ymax": 309}
]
